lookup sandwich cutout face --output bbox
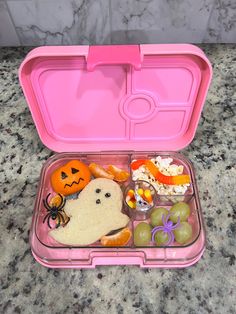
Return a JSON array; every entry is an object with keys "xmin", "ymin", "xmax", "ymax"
[
  {"xmin": 49, "ymin": 178, "xmax": 129, "ymax": 246},
  {"xmin": 50, "ymin": 160, "xmax": 91, "ymax": 196}
]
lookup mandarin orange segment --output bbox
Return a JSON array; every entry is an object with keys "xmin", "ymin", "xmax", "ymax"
[
  {"xmin": 100, "ymin": 227, "xmax": 132, "ymax": 247},
  {"xmin": 106, "ymin": 165, "xmax": 130, "ymax": 182},
  {"xmin": 49, "ymin": 194, "xmax": 65, "ymax": 207},
  {"xmin": 49, "ymin": 194, "xmax": 70, "ymax": 226},
  {"xmin": 88, "ymin": 163, "xmax": 114, "ymax": 180}
]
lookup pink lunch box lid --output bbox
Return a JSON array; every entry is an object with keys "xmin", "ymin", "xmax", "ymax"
[{"xmin": 19, "ymin": 44, "xmax": 212, "ymax": 152}]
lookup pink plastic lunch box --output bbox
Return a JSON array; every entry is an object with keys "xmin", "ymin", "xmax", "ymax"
[{"xmin": 19, "ymin": 44, "xmax": 212, "ymax": 268}]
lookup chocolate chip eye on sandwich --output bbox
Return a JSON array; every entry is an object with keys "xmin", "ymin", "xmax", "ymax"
[{"xmin": 49, "ymin": 178, "xmax": 129, "ymax": 246}]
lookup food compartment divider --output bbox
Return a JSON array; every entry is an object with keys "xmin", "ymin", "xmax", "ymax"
[
  {"xmin": 34, "ymin": 152, "xmax": 201, "ymax": 251},
  {"xmin": 131, "ymin": 152, "xmax": 195, "ymax": 203}
]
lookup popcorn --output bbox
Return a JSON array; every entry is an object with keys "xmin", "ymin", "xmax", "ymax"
[{"xmin": 132, "ymin": 156, "xmax": 189, "ymax": 195}]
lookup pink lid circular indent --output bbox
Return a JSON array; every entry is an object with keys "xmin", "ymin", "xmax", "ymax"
[{"xmin": 122, "ymin": 94, "xmax": 156, "ymax": 121}]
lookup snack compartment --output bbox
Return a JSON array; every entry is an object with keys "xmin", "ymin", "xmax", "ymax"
[
  {"xmin": 130, "ymin": 194, "xmax": 201, "ymax": 249},
  {"xmin": 34, "ymin": 152, "xmax": 132, "ymax": 249}
]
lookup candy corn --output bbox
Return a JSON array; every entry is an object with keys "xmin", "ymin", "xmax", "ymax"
[
  {"xmin": 143, "ymin": 189, "xmax": 153, "ymax": 203},
  {"xmin": 137, "ymin": 188, "xmax": 144, "ymax": 197},
  {"xmin": 127, "ymin": 189, "xmax": 135, "ymax": 199},
  {"xmin": 127, "ymin": 200, "xmax": 136, "ymax": 209},
  {"xmin": 126, "ymin": 187, "xmax": 153, "ymax": 210}
]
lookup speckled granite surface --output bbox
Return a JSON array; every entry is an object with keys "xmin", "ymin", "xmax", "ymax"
[{"xmin": 0, "ymin": 45, "xmax": 235, "ymax": 314}]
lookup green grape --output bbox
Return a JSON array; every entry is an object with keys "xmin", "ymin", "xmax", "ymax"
[
  {"xmin": 134, "ymin": 222, "xmax": 151, "ymax": 246},
  {"xmin": 174, "ymin": 222, "xmax": 193, "ymax": 244},
  {"xmin": 169, "ymin": 202, "xmax": 190, "ymax": 223},
  {"xmin": 154, "ymin": 230, "xmax": 169, "ymax": 245},
  {"xmin": 150, "ymin": 207, "xmax": 169, "ymax": 227}
]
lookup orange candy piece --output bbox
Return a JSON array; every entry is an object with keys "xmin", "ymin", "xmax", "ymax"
[
  {"xmin": 89, "ymin": 163, "xmax": 114, "ymax": 180},
  {"xmin": 131, "ymin": 159, "xmax": 147, "ymax": 170},
  {"xmin": 100, "ymin": 227, "xmax": 132, "ymax": 247},
  {"xmin": 144, "ymin": 160, "xmax": 190, "ymax": 185},
  {"xmin": 131, "ymin": 159, "xmax": 190, "ymax": 186},
  {"xmin": 107, "ymin": 165, "xmax": 130, "ymax": 182}
]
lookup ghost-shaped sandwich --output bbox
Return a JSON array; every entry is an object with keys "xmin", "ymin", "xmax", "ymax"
[{"xmin": 49, "ymin": 178, "xmax": 129, "ymax": 246}]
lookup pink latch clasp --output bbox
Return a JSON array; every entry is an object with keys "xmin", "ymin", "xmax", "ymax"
[{"xmin": 87, "ymin": 45, "xmax": 141, "ymax": 71}]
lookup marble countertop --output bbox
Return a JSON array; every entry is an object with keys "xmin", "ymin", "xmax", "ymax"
[{"xmin": 0, "ymin": 45, "xmax": 235, "ymax": 314}]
